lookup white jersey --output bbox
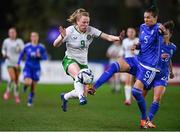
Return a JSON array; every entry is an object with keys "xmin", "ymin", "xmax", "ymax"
[
  {"xmin": 122, "ymin": 37, "xmax": 139, "ymax": 57},
  {"xmin": 107, "ymin": 44, "xmax": 123, "ymax": 63},
  {"xmin": 63, "ymin": 25, "xmax": 102, "ymax": 65},
  {"xmin": 2, "ymin": 38, "xmax": 24, "ymax": 66}
]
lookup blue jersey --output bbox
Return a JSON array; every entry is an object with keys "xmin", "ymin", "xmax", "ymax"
[
  {"xmin": 137, "ymin": 23, "xmax": 162, "ymax": 69},
  {"xmin": 17, "ymin": 43, "xmax": 48, "ymax": 69},
  {"xmin": 158, "ymin": 42, "xmax": 176, "ymax": 76}
]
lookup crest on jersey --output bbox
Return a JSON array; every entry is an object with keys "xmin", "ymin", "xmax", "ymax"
[{"xmin": 87, "ymin": 35, "xmax": 92, "ymax": 40}]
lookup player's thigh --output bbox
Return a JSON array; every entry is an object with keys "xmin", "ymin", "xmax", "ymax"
[
  {"xmin": 24, "ymin": 78, "xmax": 33, "ymax": 86},
  {"xmin": 15, "ymin": 66, "xmax": 21, "ymax": 78},
  {"xmin": 133, "ymin": 79, "xmax": 144, "ymax": 90},
  {"xmin": 153, "ymin": 86, "xmax": 166, "ymax": 102},
  {"xmin": 67, "ymin": 63, "xmax": 81, "ymax": 79},
  {"xmin": 118, "ymin": 57, "xmax": 130, "ymax": 72},
  {"xmin": 7, "ymin": 67, "xmax": 16, "ymax": 81}
]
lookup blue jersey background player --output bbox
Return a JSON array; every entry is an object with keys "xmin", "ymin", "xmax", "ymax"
[
  {"xmin": 87, "ymin": 6, "xmax": 168, "ymax": 128},
  {"xmin": 142, "ymin": 20, "xmax": 176, "ymax": 128},
  {"xmin": 17, "ymin": 32, "xmax": 47, "ymax": 107}
]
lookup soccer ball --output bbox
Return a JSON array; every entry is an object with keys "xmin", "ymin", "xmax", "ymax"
[{"xmin": 78, "ymin": 68, "xmax": 94, "ymax": 84}]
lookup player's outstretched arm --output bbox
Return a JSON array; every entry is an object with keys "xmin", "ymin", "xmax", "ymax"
[
  {"xmin": 53, "ymin": 26, "xmax": 66, "ymax": 47},
  {"xmin": 100, "ymin": 30, "xmax": 125, "ymax": 42}
]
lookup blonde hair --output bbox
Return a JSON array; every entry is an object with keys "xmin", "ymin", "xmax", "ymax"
[{"xmin": 67, "ymin": 8, "xmax": 89, "ymax": 24}]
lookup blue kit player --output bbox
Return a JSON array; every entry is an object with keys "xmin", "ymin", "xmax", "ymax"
[
  {"xmin": 88, "ymin": 6, "xmax": 168, "ymax": 128},
  {"xmin": 17, "ymin": 32, "xmax": 48, "ymax": 107},
  {"xmin": 142, "ymin": 20, "xmax": 176, "ymax": 128}
]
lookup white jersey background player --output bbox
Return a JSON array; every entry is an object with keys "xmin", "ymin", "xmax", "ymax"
[
  {"xmin": 106, "ymin": 41, "xmax": 123, "ymax": 93},
  {"xmin": 122, "ymin": 27, "xmax": 139, "ymax": 105},
  {"xmin": 2, "ymin": 27, "xmax": 24, "ymax": 103},
  {"xmin": 53, "ymin": 8, "xmax": 125, "ymax": 112}
]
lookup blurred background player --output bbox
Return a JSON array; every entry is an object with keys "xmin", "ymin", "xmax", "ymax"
[
  {"xmin": 53, "ymin": 8, "xmax": 124, "ymax": 112},
  {"xmin": 106, "ymin": 40, "xmax": 123, "ymax": 93},
  {"xmin": 142, "ymin": 20, "xmax": 176, "ymax": 128},
  {"xmin": 122, "ymin": 27, "xmax": 139, "ymax": 105},
  {"xmin": 17, "ymin": 32, "xmax": 48, "ymax": 107},
  {"xmin": 2, "ymin": 27, "xmax": 24, "ymax": 104}
]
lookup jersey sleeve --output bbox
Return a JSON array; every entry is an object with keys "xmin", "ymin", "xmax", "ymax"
[
  {"xmin": 90, "ymin": 26, "xmax": 102, "ymax": 38},
  {"xmin": 62, "ymin": 26, "xmax": 73, "ymax": 43},
  {"xmin": 1, "ymin": 39, "xmax": 7, "ymax": 56}
]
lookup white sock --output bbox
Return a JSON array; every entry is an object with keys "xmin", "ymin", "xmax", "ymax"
[
  {"xmin": 124, "ymin": 85, "xmax": 131, "ymax": 101},
  {"xmin": 74, "ymin": 76, "xmax": 85, "ymax": 100},
  {"xmin": 13, "ymin": 83, "xmax": 19, "ymax": 96},
  {"xmin": 64, "ymin": 90, "xmax": 78, "ymax": 100}
]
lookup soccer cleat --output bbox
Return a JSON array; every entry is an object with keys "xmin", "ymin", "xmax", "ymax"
[
  {"xmin": 146, "ymin": 120, "xmax": 156, "ymax": 128},
  {"xmin": 3, "ymin": 91, "xmax": 10, "ymax": 100},
  {"xmin": 79, "ymin": 96, "xmax": 87, "ymax": 105},
  {"xmin": 27, "ymin": 94, "xmax": 34, "ymax": 107},
  {"xmin": 60, "ymin": 93, "xmax": 68, "ymax": 112},
  {"xmin": 124, "ymin": 100, "xmax": 131, "ymax": 106},
  {"xmin": 140, "ymin": 120, "xmax": 148, "ymax": 129},
  {"xmin": 14, "ymin": 96, "xmax": 20, "ymax": 104},
  {"xmin": 27, "ymin": 102, "xmax": 33, "ymax": 107}
]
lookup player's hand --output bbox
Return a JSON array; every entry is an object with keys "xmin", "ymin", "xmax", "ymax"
[
  {"xmin": 169, "ymin": 72, "xmax": 175, "ymax": 79},
  {"xmin": 59, "ymin": 26, "xmax": 66, "ymax": 38},
  {"xmin": 159, "ymin": 24, "xmax": 167, "ymax": 35},
  {"xmin": 131, "ymin": 43, "xmax": 139, "ymax": 50},
  {"xmin": 119, "ymin": 30, "xmax": 125, "ymax": 41}
]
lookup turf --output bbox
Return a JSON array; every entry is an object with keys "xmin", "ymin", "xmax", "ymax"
[{"xmin": 0, "ymin": 82, "xmax": 180, "ymax": 131}]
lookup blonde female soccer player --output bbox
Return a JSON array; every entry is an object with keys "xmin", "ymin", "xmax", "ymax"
[
  {"xmin": 2, "ymin": 27, "xmax": 24, "ymax": 104},
  {"xmin": 53, "ymin": 8, "xmax": 124, "ymax": 112}
]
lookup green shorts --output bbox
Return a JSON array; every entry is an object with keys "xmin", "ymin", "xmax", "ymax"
[
  {"xmin": 62, "ymin": 56, "xmax": 88, "ymax": 75},
  {"xmin": 7, "ymin": 66, "xmax": 21, "ymax": 72}
]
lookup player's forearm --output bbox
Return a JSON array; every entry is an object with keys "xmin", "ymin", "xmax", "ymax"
[
  {"xmin": 53, "ymin": 35, "xmax": 63, "ymax": 47},
  {"xmin": 101, "ymin": 33, "xmax": 120, "ymax": 42}
]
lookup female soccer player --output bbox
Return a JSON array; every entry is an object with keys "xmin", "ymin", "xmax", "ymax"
[
  {"xmin": 17, "ymin": 32, "xmax": 47, "ymax": 107},
  {"xmin": 88, "ymin": 6, "xmax": 167, "ymax": 128},
  {"xmin": 142, "ymin": 20, "xmax": 176, "ymax": 128},
  {"xmin": 53, "ymin": 8, "xmax": 124, "ymax": 112},
  {"xmin": 122, "ymin": 27, "xmax": 139, "ymax": 105},
  {"xmin": 2, "ymin": 27, "xmax": 24, "ymax": 103}
]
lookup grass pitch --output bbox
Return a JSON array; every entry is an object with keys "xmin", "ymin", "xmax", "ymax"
[{"xmin": 0, "ymin": 82, "xmax": 180, "ymax": 131}]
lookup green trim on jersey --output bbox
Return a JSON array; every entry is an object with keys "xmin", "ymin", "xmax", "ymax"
[
  {"xmin": 97, "ymin": 32, "xmax": 102, "ymax": 38},
  {"xmin": 62, "ymin": 56, "xmax": 88, "ymax": 75}
]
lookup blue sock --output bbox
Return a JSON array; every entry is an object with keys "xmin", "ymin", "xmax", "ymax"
[
  {"xmin": 28, "ymin": 92, "xmax": 34, "ymax": 104},
  {"xmin": 93, "ymin": 62, "xmax": 120, "ymax": 89},
  {"xmin": 148, "ymin": 101, "xmax": 159, "ymax": 121},
  {"xmin": 132, "ymin": 87, "xmax": 147, "ymax": 120}
]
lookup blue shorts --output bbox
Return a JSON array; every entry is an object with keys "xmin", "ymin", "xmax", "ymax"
[
  {"xmin": 125, "ymin": 57, "xmax": 157, "ymax": 89},
  {"xmin": 23, "ymin": 66, "xmax": 41, "ymax": 81},
  {"xmin": 147, "ymin": 72, "xmax": 168, "ymax": 90}
]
